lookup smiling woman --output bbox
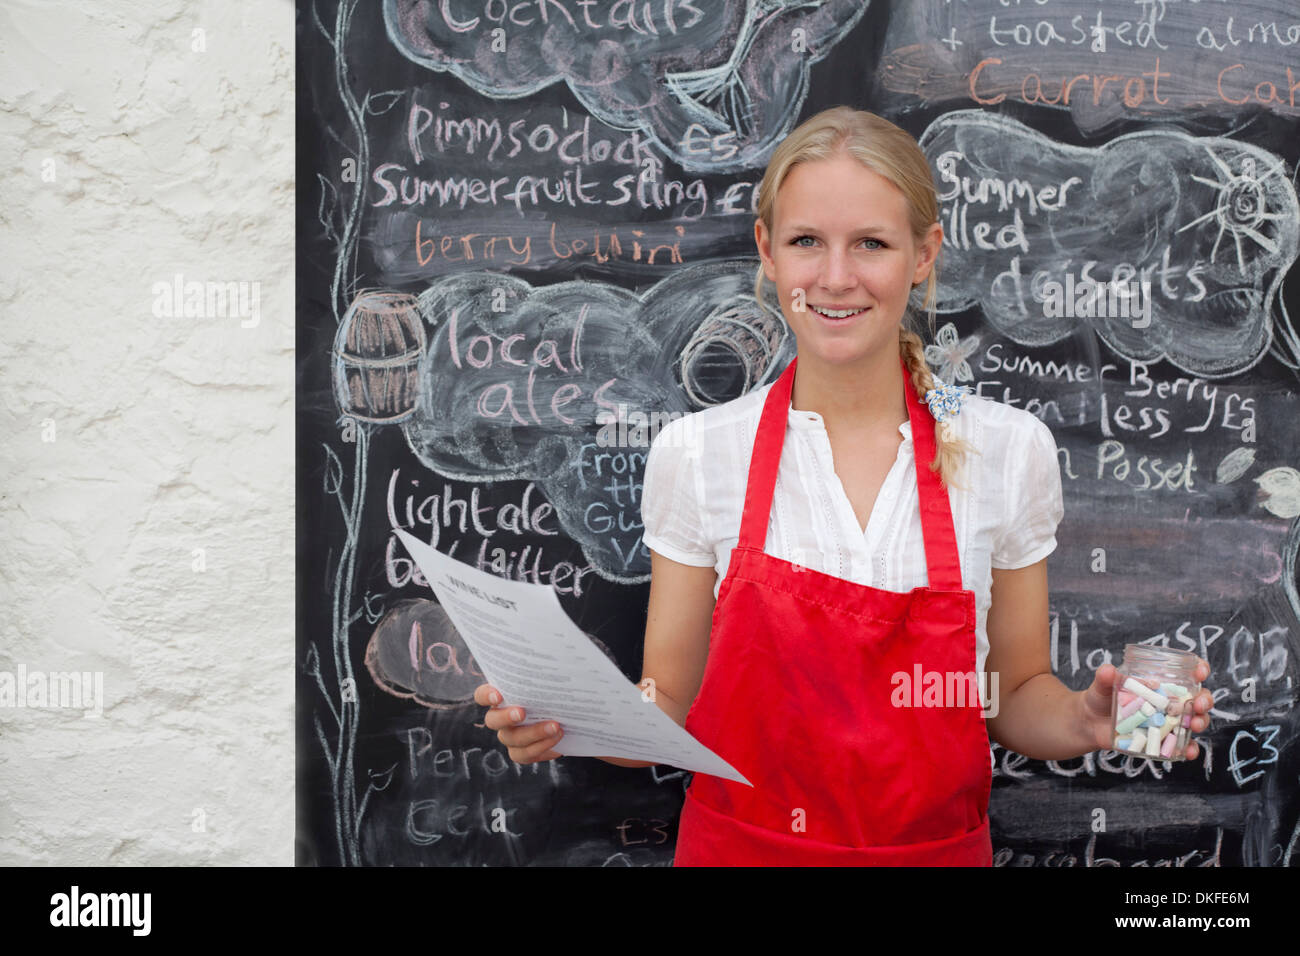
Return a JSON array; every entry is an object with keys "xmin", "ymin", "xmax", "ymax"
[{"xmin": 473, "ymin": 106, "xmax": 1217, "ymax": 867}]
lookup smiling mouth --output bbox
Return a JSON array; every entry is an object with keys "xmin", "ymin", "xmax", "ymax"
[{"xmin": 810, "ymin": 305, "xmax": 869, "ymax": 319}]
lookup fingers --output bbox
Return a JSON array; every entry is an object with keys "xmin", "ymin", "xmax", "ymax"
[
  {"xmin": 508, "ymin": 726, "xmax": 564, "ymax": 764},
  {"xmin": 475, "ymin": 683, "xmax": 515, "ymax": 730},
  {"xmin": 1186, "ymin": 688, "xmax": 1213, "ymax": 735},
  {"xmin": 1180, "ymin": 682, "xmax": 1214, "ymax": 760},
  {"xmin": 1098, "ymin": 662, "xmax": 1123, "ymax": 696},
  {"xmin": 484, "ymin": 705, "xmax": 526, "ymax": 731},
  {"xmin": 1083, "ymin": 663, "xmax": 1130, "ymax": 730},
  {"xmin": 473, "ymin": 683, "xmax": 563, "ymax": 764}
]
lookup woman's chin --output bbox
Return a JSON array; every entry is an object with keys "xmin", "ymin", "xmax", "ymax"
[{"xmin": 793, "ymin": 339, "xmax": 898, "ymax": 368}]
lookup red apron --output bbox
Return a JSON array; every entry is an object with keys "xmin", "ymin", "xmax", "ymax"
[{"xmin": 673, "ymin": 355, "xmax": 992, "ymax": 866}]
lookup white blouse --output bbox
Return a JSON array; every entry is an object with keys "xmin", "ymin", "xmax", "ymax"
[{"xmin": 640, "ymin": 382, "xmax": 1065, "ymax": 686}]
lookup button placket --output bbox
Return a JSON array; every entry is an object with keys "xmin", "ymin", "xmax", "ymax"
[{"xmin": 861, "ymin": 425, "xmax": 912, "ymax": 565}]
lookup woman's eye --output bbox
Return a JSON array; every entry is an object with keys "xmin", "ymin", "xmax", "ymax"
[{"xmin": 790, "ymin": 236, "xmax": 884, "ymax": 249}]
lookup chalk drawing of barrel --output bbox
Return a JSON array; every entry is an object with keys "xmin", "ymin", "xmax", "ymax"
[
  {"xmin": 332, "ymin": 290, "xmax": 427, "ymax": 423},
  {"xmin": 677, "ymin": 302, "xmax": 786, "ymax": 407}
]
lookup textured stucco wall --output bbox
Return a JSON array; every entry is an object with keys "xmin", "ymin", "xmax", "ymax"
[{"xmin": 0, "ymin": 1, "xmax": 294, "ymax": 864}]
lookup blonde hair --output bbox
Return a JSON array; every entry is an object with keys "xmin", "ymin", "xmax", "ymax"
[{"xmin": 753, "ymin": 106, "xmax": 972, "ymax": 488}]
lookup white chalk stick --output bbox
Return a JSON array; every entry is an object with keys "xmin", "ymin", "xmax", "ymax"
[
  {"xmin": 1145, "ymin": 722, "xmax": 1163, "ymax": 755},
  {"xmin": 1123, "ymin": 677, "xmax": 1169, "ymax": 710}
]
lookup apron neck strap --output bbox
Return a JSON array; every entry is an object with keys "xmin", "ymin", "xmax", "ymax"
[{"xmin": 737, "ymin": 354, "xmax": 964, "ymax": 591}]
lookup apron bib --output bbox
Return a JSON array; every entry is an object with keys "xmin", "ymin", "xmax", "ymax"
[{"xmin": 673, "ymin": 355, "xmax": 992, "ymax": 866}]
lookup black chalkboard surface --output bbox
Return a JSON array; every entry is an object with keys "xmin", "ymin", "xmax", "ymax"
[{"xmin": 296, "ymin": 0, "xmax": 1300, "ymax": 866}]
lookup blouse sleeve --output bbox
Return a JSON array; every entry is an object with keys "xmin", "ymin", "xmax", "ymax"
[
  {"xmin": 990, "ymin": 416, "xmax": 1065, "ymax": 569},
  {"xmin": 640, "ymin": 415, "xmax": 716, "ymax": 567}
]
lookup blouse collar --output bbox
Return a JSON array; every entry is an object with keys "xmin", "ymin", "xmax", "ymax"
[{"xmin": 786, "ymin": 397, "xmax": 913, "ymax": 443}]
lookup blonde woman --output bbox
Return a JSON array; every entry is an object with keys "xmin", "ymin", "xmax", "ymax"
[{"xmin": 475, "ymin": 107, "xmax": 1214, "ymax": 866}]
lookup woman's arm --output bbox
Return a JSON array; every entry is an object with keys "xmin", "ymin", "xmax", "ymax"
[
  {"xmin": 983, "ymin": 558, "xmax": 1213, "ymax": 760},
  {"xmin": 597, "ymin": 549, "xmax": 717, "ymax": 768},
  {"xmin": 982, "ymin": 558, "xmax": 1098, "ymax": 760}
]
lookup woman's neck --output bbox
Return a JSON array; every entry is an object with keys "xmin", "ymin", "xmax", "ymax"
[{"xmin": 788, "ymin": 346, "xmax": 909, "ymax": 432}]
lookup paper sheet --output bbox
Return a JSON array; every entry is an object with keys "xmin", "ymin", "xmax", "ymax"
[{"xmin": 393, "ymin": 529, "xmax": 750, "ymax": 786}]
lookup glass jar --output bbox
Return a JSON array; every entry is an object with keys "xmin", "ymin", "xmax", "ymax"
[{"xmin": 1110, "ymin": 644, "xmax": 1200, "ymax": 761}]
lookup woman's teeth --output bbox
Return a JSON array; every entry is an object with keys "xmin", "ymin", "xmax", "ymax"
[{"xmin": 812, "ymin": 306, "xmax": 865, "ymax": 318}]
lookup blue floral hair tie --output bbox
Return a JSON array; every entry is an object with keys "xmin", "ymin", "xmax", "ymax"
[{"xmin": 924, "ymin": 379, "xmax": 971, "ymax": 442}]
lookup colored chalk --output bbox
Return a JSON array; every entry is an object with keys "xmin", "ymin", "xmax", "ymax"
[
  {"xmin": 1160, "ymin": 729, "xmax": 1178, "ymax": 758},
  {"xmin": 1123, "ymin": 677, "xmax": 1170, "ymax": 710},
  {"xmin": 1116, "ymin": 710, "xmax": 1147, "ymax": 735},
  {"xmin": 1112, "ymin": 667, "xmax": 1199, "ymax": 762}
]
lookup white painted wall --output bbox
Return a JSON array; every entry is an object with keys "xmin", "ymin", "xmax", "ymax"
[{"xmin": 0, "ymin": 0, "xmax": 294, "ymax": 864}]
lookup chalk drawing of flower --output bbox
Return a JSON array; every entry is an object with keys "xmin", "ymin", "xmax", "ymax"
[{"xmin": 924, "ymin": 322, "xmax": 981, "ymax": 383}]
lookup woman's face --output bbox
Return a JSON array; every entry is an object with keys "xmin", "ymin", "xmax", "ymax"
[{"xmin": 755, "ymin": 151, "xmax": 942, "ymax": 369}]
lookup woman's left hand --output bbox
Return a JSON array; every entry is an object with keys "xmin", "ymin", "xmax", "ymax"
[{"xmin": 1082, "ymin": 658, "xmax": 1214, "ymax": 760}]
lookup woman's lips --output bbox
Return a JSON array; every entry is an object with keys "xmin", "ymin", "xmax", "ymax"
[{"xmin": 811, "ymin": 306, "xmax": 868, "ymax": 321}]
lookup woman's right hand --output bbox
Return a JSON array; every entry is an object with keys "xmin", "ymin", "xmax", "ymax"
[{"xmin": 474, "ymin": 683, "xmax": 564, "ymax": 764}]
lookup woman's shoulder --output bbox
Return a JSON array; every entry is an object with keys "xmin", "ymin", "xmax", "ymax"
[
  {"xmin": 955, "ymin": 389, "xmax": 1052, "ymax": 433},
  {"xmin": 647, "ymin": 381, "xmax": 772, "ymax": 454},
  {"xmin": 948, "ymin": 389, "xmax": 1058, "ymax": 457}
]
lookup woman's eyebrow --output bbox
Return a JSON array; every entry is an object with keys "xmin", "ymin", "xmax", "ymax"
[{"xmin": 784, "ymin": 223, "xmax": 892, "ymax": 234}]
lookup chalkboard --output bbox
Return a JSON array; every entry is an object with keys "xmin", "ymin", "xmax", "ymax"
[{"xmin": 296, "ymin": 0, "xmax": 1300, "ymax": 866}]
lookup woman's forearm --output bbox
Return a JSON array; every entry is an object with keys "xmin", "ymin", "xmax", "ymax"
[{"xmin": 988, "ymin": 672, "xmax": 1096, "ymax": 761}]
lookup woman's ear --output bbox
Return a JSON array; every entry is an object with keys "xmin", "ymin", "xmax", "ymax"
[
  {"xmin": 911, "ymin": 222, "xmax": 944, "ymax": 285},
  {"xmin": 755, "ymin": 219, "xmax": 776, "ymax": 283}
]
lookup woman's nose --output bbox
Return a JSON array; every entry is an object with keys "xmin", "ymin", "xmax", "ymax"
[{"xmin": 819, "ymin": 247, "xmax": 856, "ymax": 290}]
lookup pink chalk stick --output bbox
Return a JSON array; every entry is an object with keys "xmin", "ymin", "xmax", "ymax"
[
  {"xmin": 1161, "ymin": 730, "xmax": 1178, "ymax": 758},
  {"xmin": 1182, "ymin": 713, "xmax": 1192, "ymax": 727},
  {"xmin": 1118, "ymin": 690, "xmax": 1136, "ymax": 706},
  {"xmin": 1119, "ymin": 697, "xmax": 1143, "ymax": 719}
]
